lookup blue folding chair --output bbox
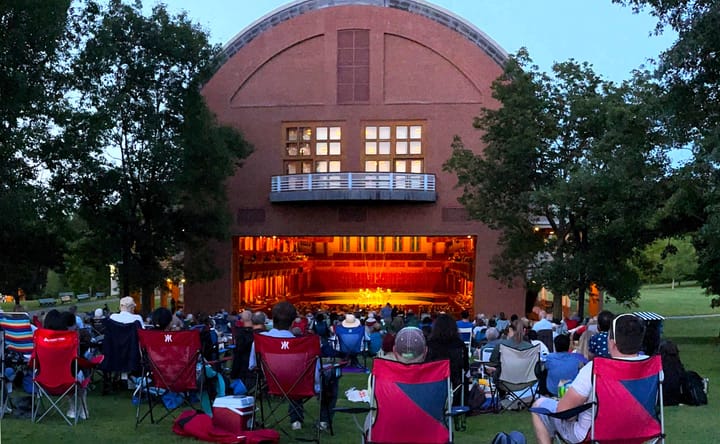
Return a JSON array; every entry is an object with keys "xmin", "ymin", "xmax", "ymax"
[{"xmin": 334, "ymin": 325, "xmax": 367, "ymax": 370}]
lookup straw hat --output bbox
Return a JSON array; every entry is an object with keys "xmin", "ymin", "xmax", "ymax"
[{"xmin": 342, "ymin": 313, "xmax": 361, "ymax": 328}]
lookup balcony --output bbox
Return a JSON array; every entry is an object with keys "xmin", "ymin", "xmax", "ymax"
[{"xmin": 270, "ymin": 172, "xmax": 436, "ymax": 202}]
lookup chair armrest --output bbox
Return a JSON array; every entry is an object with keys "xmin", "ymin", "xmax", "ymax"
[
  {"xmin": 333, "ymin": 406, "xmax": 372, "ymax": 414},
  {"xmin": 529, "ymin": 403, "xmax": 593, "ymax": 420}
]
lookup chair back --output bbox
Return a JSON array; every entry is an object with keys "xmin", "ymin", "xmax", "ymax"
[
  {"xmin": 138, "ymin": 329, "xmax": 201, "ymax": 392},
  {"xmin": 33, "ymin": 329, "xmax": 79, "ymax": 395},
  {"xmin": 591, "ymin": 355, "xmax": 664, "ymax": 443},
  {"xmin": 334, "ymin": 324, "xmax": 365, "ymax": 354},
  {"xmin": 98, "ymin": 318, "xmax": 141, "ymax": 373},
  {"xmin": 536, "ymin": 329, "xmax": 554, "ymax": 353},
  {"xmin": 254, "ymin": 334, "xmax": 319, "ymax": 399},
  {"xmin": 368, "ymin": 358, "xmax": 452, "ymax": 444},
  {"xmin": 0, "ymin": 312, "xmax": 33, "ymax": 355},
  {"xmin": 498, "ymin": 344, "xmax": 540, "ymax": 386}
]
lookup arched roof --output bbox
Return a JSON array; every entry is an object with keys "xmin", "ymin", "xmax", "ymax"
[{"xmin": 220, "ymin": 0, "xmax": 508, "ymax": 67}]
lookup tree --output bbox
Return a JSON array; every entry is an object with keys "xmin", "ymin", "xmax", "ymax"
[
  {"xmin": 58, "ymin": 0, "xmax": 251, "ymax": 312},
  {"xmin": 0, "ymin": 1, "xmax": 72, "ymax": 301},
  {"xmin": 444, "ymin": 50, "xmax": 671, "ymax": 318},
  {"xmin": 615, "ymin": 0, "xmax": 720, "ymax": 307},
  {"xmin": 639, "ymin": 237, "xmax": 697, "ymax": 287}
]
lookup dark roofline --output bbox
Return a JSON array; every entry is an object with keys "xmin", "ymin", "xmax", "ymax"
[{"xmin": 219, "ymin": 0, "xmax": 508, "ymax": 67}]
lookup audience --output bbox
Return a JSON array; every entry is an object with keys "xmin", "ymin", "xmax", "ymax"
[
  {"xmin": 425, "ymin": 313, "xmax": 469, "ymax": 406},
  {"xmin": 110, "ymin": 297, "xmax": 145, "ymax": 327}
]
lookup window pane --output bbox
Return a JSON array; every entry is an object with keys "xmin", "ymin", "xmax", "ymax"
[
  {"xmin": 378, "ymin": 126, "xmax": 391, "ymax": 139},
  {"xmin": 378, "ymin": 161, "xmax": 391, "ymax": 172},
  {"xmin": 299, "ymin": 143, "xmax": 311, "ymax": 156},
  {"xmin": 315, "ymin": 161, "xmax": 328, "ymax": 173},
  {"xmin": 410, "ymin": 141, "xmax": 422, "ymax": 154},
  {"xmin": 287, "ymin": 163, "xmax": 298, "ymax": 174},
  {"xmin": 317, "ymin": 127, "xmax": 328, "ymax": 140},
  {"xmin": 302, "ymin": 161, "xmax": 312, "ymax": 173},
  {"xmin": 365, "ymin": 160, "xmax": 377, "ymax": 172},
  {"xmin": 410, "ymin": 125, "xmax": 422, "ymax": 139},
  {"xmin": 365, "ymin": 141, "xmax": 377, "ymax": 155},
  {"xmin": 316, "ymin": 142, "xmax": 328, "ymax": 156},
  {"xmin": 410, "ymin": 160, "xmax": 423, "ymax": 173},
  {"xmin": 329, "ymin": 127, "xmax": 342, "ymax": 140},
  {"xmin": 286, "ymin": 144, "xmax": 298, "ymax": 156},
  {"xmin": 287, "ymin": 128, "xmax": 298, "ymax": 141},
  {"xmin": 396, "ymin": 126, "xmax": 408, "ymax": 139},
  {"xmin": 395, "ymin": 141, "xmax": 408, "ymax": 155},
  {"xmin": 329, "ymin": 142, "xmax": 341, "ymax": 155},
  {"xmin": 365, "ymin": 126, "xmax": 377, "ymax": 140},
  {"xmin": 329, "ymin": 161, "xmax": 341, "ymax": 172},
  {"xmin": 395, "ymin": 160, "xmax": 407, "ymax": 172},
  {"xmin": 379, "ymin": 141, "xmax": 391, "ymax": 155},
  {"xmin": 302, "ymin": 127, "xmax": 312, "ymax": 141}
]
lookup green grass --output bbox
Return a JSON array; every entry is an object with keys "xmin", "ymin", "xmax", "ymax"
[{"xmin": 1, "ymin": 286, "xmax": 718, "ymax": 443}]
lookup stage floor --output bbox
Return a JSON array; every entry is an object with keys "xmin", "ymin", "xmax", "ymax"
[{"xmin": 302, "ymin": 291, "xmax": 453, "ymax": 307}]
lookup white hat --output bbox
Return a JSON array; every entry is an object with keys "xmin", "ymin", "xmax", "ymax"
[
  {"xmin": 94, "ymin": 308, "xmax": 104, "ymax": 319},
  {"xmin": 342, "ymin": 314, "xmax": 361, "ymax": 328}
]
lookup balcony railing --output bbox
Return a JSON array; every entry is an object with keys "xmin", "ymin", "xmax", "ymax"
[{"xmin": 270, "ymin": 172, "xmax": 437, "ymax": 202}]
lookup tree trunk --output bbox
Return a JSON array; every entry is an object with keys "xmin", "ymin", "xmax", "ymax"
[
  {"xmin": 577, "ymin": 287, "xmax": 586, "ymax": 320},
  {"xmin": 141, "ymin": 284, "xmax": 153, "ymax": 318},
  {"xmin": 552, "ymin": 292, "xmax": 563, "ymax": 319}
]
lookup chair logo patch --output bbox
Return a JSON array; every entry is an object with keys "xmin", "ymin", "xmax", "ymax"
[
  {"xmin": 281, "ymin": 340, "xmax": 289, "ymax": 350},
  {"xmin": 165, "ymin": 334, "xmax": 173, "ymax": 343}
]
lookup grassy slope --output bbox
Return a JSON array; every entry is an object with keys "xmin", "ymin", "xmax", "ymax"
[{"xmin": 1, "ymin": 286, "xmax": 717, "ymax": 443}]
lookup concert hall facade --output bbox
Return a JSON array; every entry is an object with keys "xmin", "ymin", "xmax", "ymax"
[{"xmin": 186, "ymin": 0, "xmax": 528, "ymax": 317}]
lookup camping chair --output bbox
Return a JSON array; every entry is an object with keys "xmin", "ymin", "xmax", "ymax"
[
  {"xmin": 334, "ymin": 324, "xmax": 367, "ymax": 370},
  {"xmin": 135, "ymin": 328, "xmax": 204, "ymax": 426},
  {"xmin": 337, "ymin": 358, "xmax": 460, "ymax": 444},
  {"xmin": 495, "ymin": 344, "xmax": 540, "ymax": 411},
  {"xmin": 530, "ymin": 355, "xmax": 665, "ymax": 443},
  {"xmin": 0, "ymin": 311, "xmax": 33, "ymax": 417},
  {"xmin": 254, "ymin": 334, "xmax": 324, "ymax": 442},
  {"xmin": 30, "ymin": 329, "xmax": 85, "ymax": 426},
  {"xmin": 537, "ymin": 329, "xmax": 555, "ymax": 353},
  {"xmin": 98, "ymin": 319, "xmax": 142, "ymax": 394}
]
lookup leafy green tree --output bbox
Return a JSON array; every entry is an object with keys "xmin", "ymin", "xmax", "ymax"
[
  {"xmin": 57, "ymin": 0, "xmax": 251, "ymax": 312},
  {"xmin": 639, "ymin": 237, "xmax": 697, "ymax": 286},
  {"xmin": 444, "ymin": 50, "xmax": 670, "ymax": 318},
  {"xmin": 615, "ymin": 0, "xmax": 720, "ymax": 307},
  {"xmin": 0, "ymin": 1, "xmax": 72, "ymax": 301}
]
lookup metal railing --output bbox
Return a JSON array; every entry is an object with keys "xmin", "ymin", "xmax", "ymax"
[{"xmin": 270, "ymin": 172, "xmax": 436, "ymax": 193}]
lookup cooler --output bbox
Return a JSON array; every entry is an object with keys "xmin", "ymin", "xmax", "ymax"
[{"xmin": 212, "ymin": 395, "xmax": 255, "ymax": 434}]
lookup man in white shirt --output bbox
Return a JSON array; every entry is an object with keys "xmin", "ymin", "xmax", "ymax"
[
  {"xmin": 531, "ymin": 314, "xmax": 648, "ymax": 444},
  {"xmin": 109, "ymin": 296, "xmax": 145, "ymax": 327}
]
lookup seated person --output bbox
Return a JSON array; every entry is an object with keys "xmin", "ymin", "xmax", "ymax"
[
  {"xmin": 150, "ymin": 307, "xmax": 173, "ymax": 331},
  {"xmin": 539, "ymin": 334, "xmax": 587, "ymax": 396},
  {"xmin": 426, "ymin": 314, "xmax": 469, "ymax": 406},
  {"xmin": 487, "ymin": 320, "xmax": 533, "ymax": 373},
  {"xmin": 248, "ymin": 301, "xmax": 338, "ymax": 432},
  {"xmin": 110, "ymin": 297, "xmax": 145, "ymax": 327},
  {"xmin": 381, "ymin": 326, "xmax": 427, "ymax": 364},
  {"xmin": 531, "ymin": 314, "xmax": 647, "ymax": 444}
]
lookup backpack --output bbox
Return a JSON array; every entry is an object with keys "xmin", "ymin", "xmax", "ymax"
[
  {"xmin": 681, "ymin": 370, "xmax": 708, "ymax": 406},
  {"xmin": 491, "ymin": 431, "xmax": 527, "ymax": 444}
]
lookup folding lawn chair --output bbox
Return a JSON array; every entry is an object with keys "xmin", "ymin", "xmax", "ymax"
[
  {"xmin": 337, "ymin": 358, "xmax": 460, "ymax": 444},
  {"xmin": 334, "ymin": 324, "xmax": 367, "ymax": 370},
  {"xmin": 495, "ymin": 344, "xmax": 540, "ymax": 411},
  {"xmin": 1, "ymin": 312, "xmax": 33, "ymax": 417},
  {"xmin": 135, "ymin": 328, "xmax": 204, "ymax": 426},
  {"xmin": 30, "ymin": 328, "xmax": 85, "ymax": 426},
  {"xmin": 254, "ymin": 333, "xmax": 323, "ymax": 442},
  {"xmin": 98, "ymin": 318, "xmax": 142, "ymax": 395},
  {"xmin": 530, "ymin": 355, "xmax": 665, "ymax": 443}
]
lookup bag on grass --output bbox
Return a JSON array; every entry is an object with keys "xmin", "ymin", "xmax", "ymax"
[
  {"xmin": 681, "ymin": 370, "xmax": 708, "ymax": 406},
  {"xmin": 491, "ymin": 431, "xmax": 527, "ymax": 444},
  {"xmin": 173, "ymin": 409, "xmax": 280, "ymax": 444}
]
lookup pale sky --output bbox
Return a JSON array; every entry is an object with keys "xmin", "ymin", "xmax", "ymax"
[{"xmin": 154, "ymin": 0, "xmax": 676, "ymax": 83}]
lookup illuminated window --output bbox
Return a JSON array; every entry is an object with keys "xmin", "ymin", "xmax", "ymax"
[
  {"xmin": 375, "ymin": 236, "xmax": 385, "ymax": 252},
  {"xmin": 410, "ymin": 236, "xmax": 420, "ymax": 252},
  {"xmin": 392, "ymin": 236, "xmax": 403, "ymax": 252},
  {"xmin": 363, "ymin": 122, "xmax": 424, "ymax": 173},
  {"xmin": 342, "ymin": 236, "xmax": 352, "ymax": 252},
  {"xmin": 284, "ymin": 124, "xmax": 342, "ymax": 174}
]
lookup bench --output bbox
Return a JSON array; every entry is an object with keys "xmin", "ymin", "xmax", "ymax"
[
  {"xmin": 38, "ymin": 298, "xmax": 57, "ymax": 307},
  {"xmin": 76, "ymin": 293, "xmax": 90, "ymax": 302},
  {"xmin": 95, "ymin": 292, "xmax": 107, "ymax": 299},
  {"xmin": 59, "ymin": 292, "xmax": 74, "ymax": 304}
]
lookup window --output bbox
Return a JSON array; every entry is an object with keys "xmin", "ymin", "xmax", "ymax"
[
  {"xmin": 363, "ymin": 122, "xmax": 424, "ymax": 174},
  {"xmin": 392, "ymin": 236, "xmax": 403, "ymax": 252},
  {"xmin": 283, "ymin": 124, "xmax": 342, "ymax": 175},
  {"xmin": 337, "ymin": 29, "xmax": 369, "ymax": 103}
]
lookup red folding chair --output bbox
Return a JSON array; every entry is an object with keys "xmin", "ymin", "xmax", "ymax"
[
  {"xmin": 365, "ymin": 358, "xmax": 455, "ymax": 444},
  {"xmin": 136, "ymin": 329, "xmax": 204, "ymax": 426},
  {"xmin": 254, "ymin": 333, "xmax": 322, "ymax": 442},
  {"xmin": 30, "ymin": 329, "xmax": 84, "ymax": 426}
]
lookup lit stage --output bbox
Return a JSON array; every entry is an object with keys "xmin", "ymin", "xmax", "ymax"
[{"xmin": 302, "ymin": 291, "xmax": 455, "ymax": 307}]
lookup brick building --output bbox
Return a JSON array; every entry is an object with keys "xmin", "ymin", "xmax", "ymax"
[{"xmin": 186, "ymin": 0, "xmax": 528, "ymax": 318}]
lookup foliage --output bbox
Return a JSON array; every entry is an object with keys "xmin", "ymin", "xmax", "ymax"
[
  {"xmin": 614, "ymin": 0, "xmax": 720, "ymax": 307},
  {"xmin": 0, "ymin": 0, "xmax": 73, "ymax": 299},
  {"xmin": 444, "ymin": 49, "xmax": 671, "ymax": 317},
  {"xmin": 52, "ymin": 0, "xmax": 252, "ymax": 311},
  {"xmin": 637, "ymin": 236, "xmax": 697, "ymax": 285}
]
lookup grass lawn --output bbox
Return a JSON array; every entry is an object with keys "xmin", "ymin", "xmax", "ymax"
[{"xmin": 1, "ymin": 286, "xmax": 718, "ymax": 443}]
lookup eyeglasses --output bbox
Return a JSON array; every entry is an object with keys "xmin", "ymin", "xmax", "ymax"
[{"xmin": 611, "ymin": 313, "xmax": 635, "ymax": 340}]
